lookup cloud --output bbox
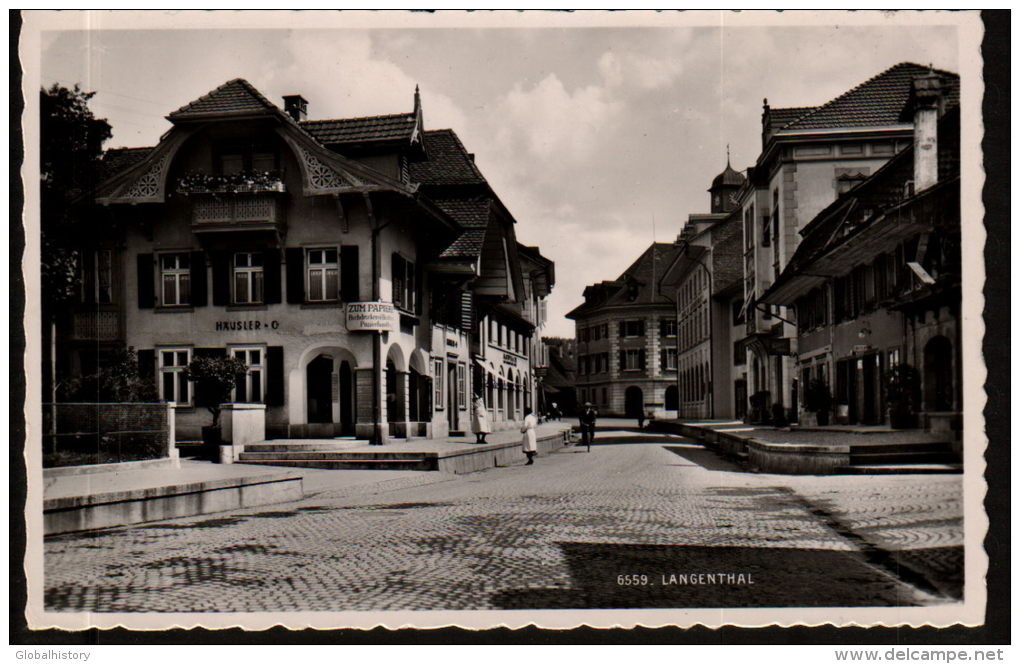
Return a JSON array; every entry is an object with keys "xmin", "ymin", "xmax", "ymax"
[
  {"xmin": 598, "ymin": 50, "xmax": 685, "ymax": 91},
  {"xmin": 271, "ymin": 31, "xmax": 468, "ymax": 130}
]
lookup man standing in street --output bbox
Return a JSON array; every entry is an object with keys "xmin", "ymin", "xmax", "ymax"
[{"xmin": 579, "ymin": 402, "xmax": 597, "ymax": 452}]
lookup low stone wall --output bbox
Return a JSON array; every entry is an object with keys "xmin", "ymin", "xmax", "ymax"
[
  {"xmin": 44, "ymin": 473, "xmax": 303, "ymax": 535},
  {"xmin": 648, "ymin": 420, "xmax": 851, "ymax": 475},
  {"xmin": 745, "ymin": 439, "xmax": 850, "ymax": 475},
  {"xmin": 433, "ymin": 430, "xmax": 572, "ymax": 474}
]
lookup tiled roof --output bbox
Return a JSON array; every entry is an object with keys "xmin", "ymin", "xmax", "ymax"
[
  {"xmin": 101, "ymin": 146, "xmax": 153, "ymax": 178},
  {"xmin": 168, "ymin": 79, "xmax": 278, "ymax": 120},
  {"xmin": 300, "ymin": 113, "xmax": 417, "ymax": 145},
  {"xmin": 769, "ymin": 106, "xmax": 817, "ymax": 129},
  {"xmin": 432, "ymin": 198, "xmax": 491, "ymax": 228},
  {"xmin": 568, "ymin": 243, "xmax": 681, "ymax": 318},
  {"xmin": 439, "ymin": 229, "xmax": 487, "ymax": 259},
  {"xmin": 781, "ymin": 63, "xmax": 960, "ymax": 131},
  {"xmin": 410, "ymin": 129, "xmax": 487, "ymax": 186}
]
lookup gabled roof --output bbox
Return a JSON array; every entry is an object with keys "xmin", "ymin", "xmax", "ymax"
[
  {"xmin": 567, "ymin": 243, "xmax": 681, "ymax": 318},
  {"xmin": 301, "ymin": 112, "xmax": 417, "ymax": 145},
  {"xmin": 411, "ymin": 129, "xmax": 487, "ymax": 186},
  {"xmin": 168, "ymin": 78, "xmax": 279, "ymax": 121},
  {"xmin": 780, "ymin": 63, "xmax": 960, "ymax": 132}
]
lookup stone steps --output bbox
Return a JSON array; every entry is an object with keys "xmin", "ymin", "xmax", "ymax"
[
  {"xmin": 235, "ymin": 456, "xmax": 434, "ymax": 471},
  {"xmin": 842, "ymin": 463, "xmax": 963, "ymax": 475},
  {"xmin": 844, "ymin": 440, "xmax": 960, "ymax": 473}
]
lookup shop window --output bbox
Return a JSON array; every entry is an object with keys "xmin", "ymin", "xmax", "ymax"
[
  {"xmin": 160, "ymin": 253, "xmax": 191, "ymax": 306},
  {"xmin": 233, "ymin": 252, "xmax": 264, "ymax": 305},
  {"xmin": 231, "ymin": 347, "xmax": 265, "ymax": 403},
  {"xmin": 159, "ymin": 348, "xmax": 191, "ymax": 405},
  {"xmin": 306, "ymin": 248, "xmax": 339, "ymax": 302}
]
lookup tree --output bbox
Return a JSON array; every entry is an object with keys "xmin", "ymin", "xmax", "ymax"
[
  {"xmin": 59, "ymin": 347, "xmax": 158, "ymax": 402},
  {"xmin": 40, "ymin": 84, "xmax": 112, "ymax": 304},
  {"xmin": 184, "ymin": 356, "xmax": 249, "ymax": 427}
]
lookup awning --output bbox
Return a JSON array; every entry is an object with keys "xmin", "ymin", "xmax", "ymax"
[{"xmin": 473, "ymin": 358, "xmax": 499, "ymax": 377}]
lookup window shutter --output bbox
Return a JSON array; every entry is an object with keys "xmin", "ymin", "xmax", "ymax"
[
  {"xmin": 618, "ymin": 321, "xmax": 626, "ymax": 338},
  {"xmin": 391, "ymin": 252, "xmax": 402, "ymax": 308},
  {"xmin": 263, "ymin": 249, "xmax": 282, "ymax": 304},
  {"xmin": 266, "ymin": 346, "xmax": 284, "ymax": 406},
  {"xmin": 136, "ymin": 254, "xmax": 155, "ymax": 309},
  {"xmin": 286, "ymin": 248, "xmax": 305, "ymax": 304},
  {"xmin": 619, "ymin": 350, "xmax": 626, "ymax": 372},
  {"xmin": 190, "ymin": 251, "xmax": 207, "ymax": 307},
  {"xmin": 660, "ymin": 349, "xmax": 666, "ymax": 371},
  {"xmin": 460, "ymin": 291, "xmax": 473, "ymax": 331},
  {"xmin": 137, "ymin": 349, "xmax": 155, "ymax": 383},
  {"xmin": 340, "ymin": 245, "xmax": 359, "ymax": 302},
  {"xmin": 639, "ymin": 349, "xmax": 646, "ymax": 372},
  {"xmin": 193, "ymin": 347, "xmax": 227, "ymax": 408},
  {"xmin": 211, "ymin": 252, "xmax": 230, "ymax": 306}
]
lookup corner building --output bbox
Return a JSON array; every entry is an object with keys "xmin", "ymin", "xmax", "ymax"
[
  {"xmin": 567, "ymin": 244, "xmax": 683, "ymax": 419},
  {"xmin": 85, "ymin": 79, "xmax": 552, "ymax": 442}
]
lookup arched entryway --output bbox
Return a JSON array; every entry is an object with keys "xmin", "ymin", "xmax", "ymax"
[
  {"xmin": 624, "ymin": 386, "xmax": 644, "ymax": 419},
  {"xmin": 924, "ymin": 336, "xmax": 954, "ymax": 412},
  {"xmin": 664, "ymin": 385, "xmax": 679, "ymax": 411},
  {"xmin": 306, "ymin": 355, "xmax": 333, "ymax": 424},
  {"xmin": 304, "ymin": 350, "xmax": 357, "ymax": 435}
]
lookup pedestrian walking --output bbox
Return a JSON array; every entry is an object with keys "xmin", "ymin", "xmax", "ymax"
[
  {"xmin": 637, "ymin": 411, "xmax": 645, "ymax": 430},
  {"xmin": 579, "ymin": 402, "xmax": 597, "ymax": 452},
  {"xmin": 471, "ymin": 394, "xmax": 491, "ymax": 444},
  {"xmin": 550, "ymin": 401, "xmax": 560, "ymax": 421},
  {"xmin": 521, "ymin": 407, "xmax": 538, "ymax": 465}
]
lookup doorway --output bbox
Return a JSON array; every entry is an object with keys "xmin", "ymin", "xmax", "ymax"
[
  {"xmin": 624, "ymin": 386, "xmax": 644, "ymax": 419},
  {"xmin": 338, "ymin": 361, "xmax": 354, "ymax": 436},
  {"xmin": 307, "ymin": 355, "xmax": 333, "ymax": 424},
  {"xmin": 924, "ymin": 336, "xmax": 954, "ymax": 411},
  {"xmin": 447, "ymin": 361, "xmax": 459, "ymax": 430}
]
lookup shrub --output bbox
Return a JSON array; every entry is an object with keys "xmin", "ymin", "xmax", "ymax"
[
  {"xmin": 184, "ymin": 355, "xmax": 249, "ymax": 427},
  {"xmin": 885, "ymin": 364, "xmax": 921, "ymax": 429},
  {"xmin": 59, "ymin": 347, "xmax": 157, "ymax": 402}
]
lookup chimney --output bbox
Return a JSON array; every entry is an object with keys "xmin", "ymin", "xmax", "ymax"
[
  {"xmin": 282, "ymin": 94, "xmax": 308, "ymax": 122},
  {"xmin": 909, "ymin": 72, "xmax": 943, "ymax": 191}
]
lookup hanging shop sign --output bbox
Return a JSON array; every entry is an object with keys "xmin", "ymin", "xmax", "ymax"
[{"xmin": 346, "ymin": 302, "xmax": 399, "ymax": 332}]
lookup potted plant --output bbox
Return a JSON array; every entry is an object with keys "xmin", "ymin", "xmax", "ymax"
[
  {"xmin": 804, "ymin": 378, "xmax": 834, "ymax": 426},
  {"xmin": 184, "ymin": 355, "xmax": 249, "ymax": 447},
  {"xmin": 885, "ymin": 364, "xmax": 921, "ymax": 429}
]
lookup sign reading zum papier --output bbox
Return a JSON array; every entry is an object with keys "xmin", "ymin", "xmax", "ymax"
[{"xmin": 346, "ymin": 302, "xmax": 399, "ymax": 332}]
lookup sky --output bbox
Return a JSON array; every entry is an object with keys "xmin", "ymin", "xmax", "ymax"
[{"xmin": 37, "ymin": 12, "xmax": 963, "ymax": 337}]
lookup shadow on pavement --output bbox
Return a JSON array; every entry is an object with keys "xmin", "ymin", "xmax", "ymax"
[
  {"xmin": 490, "ymin": 542, "xmax": 944, "ymax": 609},
  {"xmin": 662, "ymin": 444, "xmax": 742, "ymax": 472}
]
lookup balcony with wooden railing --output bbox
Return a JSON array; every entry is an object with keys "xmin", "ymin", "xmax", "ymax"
[{"xmin": 178, "ymin": 171, "xmax": 287, "ymax": 235}]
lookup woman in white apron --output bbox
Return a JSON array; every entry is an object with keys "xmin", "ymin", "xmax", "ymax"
[
  {"xmin": 521, "ymin": 407, "xmax": 538, "ymax": 465},
  {"xmin": 471, "ymin": 394, "xmax": 492, "ymax": 444}
]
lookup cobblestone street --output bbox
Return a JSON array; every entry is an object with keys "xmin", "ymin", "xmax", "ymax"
[{"xmin": 43, "ymin": 430, "xmax": 964, "ymax": 612}]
